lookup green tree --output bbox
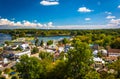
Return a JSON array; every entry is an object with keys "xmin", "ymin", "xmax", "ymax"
[
  {"xmin": 108, "ymin": 58, "xmax": 120, "ymax": 78},
  {"xmin": 103, "ymin": 36, "xmax": 112, "ymax": 47},
  {"xmin": 46, "ymin": 60, "xmax": 67, "ymax": 79},
  {"xmin": 47, "ymin": 40, "xmax": 53, "ymax": 46},
  {"xmin": 40, "ymin": 40, "xmax": 44, "ymax": 47},
  {"xmin": 4, "ymin": 41, "xmax": 10, "ymax": 46},
  {"xmin": 11, "ymin": 76, "xmax": 19, "ymax": 79},
  {"xmin": 66, "ymin": 42, "xmax": 93, "ymax": 79},
  {"xmin": 31, "ymin": 47, "xmax": 39, "ymax": 54},
  {"xmin": 39, "ymin": 51, "xmax": 53, "ymax": 60},
  {"xmin": 110, "ymin": 37, "xmax": 120, "ymax": 49},
  {"xmin": 35, "ymin": 38, "xmax": 39, "ymax": 46},
  {"xmin": 0, "ymin": 70, "xmax": 2, "ymax": 75},
  {"xmin": 84, "ymin": 71, "xmax": 100, "ymax": 79},
  {"xmin": 97, "ymin": 52, "xmax": 103, "ymax": 58},
  {"xmin": 4, "ymin": 68, "xmax": 11, "ymax": 74},
  {"xmin": 62, "ymin": 38, "xmax": 69, "ymax": 45},
  {"xmin": 15, "ymin": 46, "xmax": 22, "ymax": 51},
  {"xmin": 16, "ymin": 55, "xmax": 43, "ymax": 79}
]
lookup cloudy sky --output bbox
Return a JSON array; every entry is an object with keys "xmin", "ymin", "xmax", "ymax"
[{"xmin": 0, "ymin": 0, "xmax": 120, "ymax": 29}]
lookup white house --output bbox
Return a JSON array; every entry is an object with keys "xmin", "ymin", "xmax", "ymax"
[
  {"xmin": 15, "ymin": 50, "xmax": 31, "ymax": 57},
  {"xmin": 58, "ymin": 47, "xmax": 64, "ymax": 53},
  {"xmin": 3, "ymin": 58, "xmax": 8, "ymax": 64},
  {"xmin": 93, "ymin": 50, "xmax": 98, "ymax": 56},
  {"xmin": 100, "ymin": 49, "xmax": 108, "ymax": 56},
  {"xmin": 93, "ymin": 57, "xmax": 105, "ymax": 64},
  {"xmin": 20, "ymin": 44, "xmax": 29, "ymax": 50},
  {"xmin": 46, "ymin": 49, "xmax": 55, "ymax": 54}
]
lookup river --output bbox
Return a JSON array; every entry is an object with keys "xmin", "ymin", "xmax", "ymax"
[{"xmin": 0, "ymin": 33, "xmax": 12, "ymax": 45}]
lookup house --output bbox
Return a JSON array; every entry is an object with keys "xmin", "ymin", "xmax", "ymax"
[
  {"xmin": 46, "ymin": 49, "xmax": 55, "ymax": 54},
  {"xmin": 93, "ymin": 57, "xmax": 105, "ymax": 64},
  {"xmin": 90, "ymin": 44, "xmax": 99, "ymax": 50},
  {"xmin": 3, "ymin": 58, "xmax": 8, "ymax": 64},
  {"xmin": 107, "ymin": 49, "xmax": 120, "ymax": 57},
  {"xmin": 15, "ymin": 50, "xmax": 31, "ymax": 58},
  {"xmin": 93, "ymin": 50, "xmax": 98, "ymax": 56},
  {"xmin": 64, "ymin": 45, "xmax": 73, "ymax": 53},
  {"xmin": 104, "ymin": 56, "xmax": 118, "ymax": 62},
  {"xmin": 20, "ymin": 43, "xmax": 29, "ymax": 50},
  {"xmin": 58, "ymin": 47, "xmax": 64, "ymax": 53},
  {"xmin": 2, "ymin": 50, "xmax": 14, "ymax": 60},
  {"xmin": 100, "ymin": 49, "xmax": 108, "ymax": 56},
  {"xmin": 93, "ymin": 57, "xmax": 105, "ymax": 69}
]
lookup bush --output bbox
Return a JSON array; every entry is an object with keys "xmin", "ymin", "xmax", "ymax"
[
  {"xmin": 15, "ymin": 46, "xmax": 22, "ymax": 51},
  {"xmin": 0, "ymin": 76, "xmax": 6, "ymax": 79},
  {"xmin": 11, "ymin": 76, "xmax": 19, "ymax": 79},
  {"xmin": 47, "ymin": 40, "xmax": 53, "ymax": 46},
  {"xmin": 0, "ymin": 70, "xmax": 2, "ymax": 75},
  {"xmin": 31, "ymin": 47, "xmax": 39, "ymax": 54},
  {"xmin": 4, "ymin": 68, "xmax": 11, "ymax": 74}
]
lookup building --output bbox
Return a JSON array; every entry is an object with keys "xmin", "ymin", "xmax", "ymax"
[
  {"xmin": 90, "ymin": 44, "xmax": 99, "ymax": 50},
  {"xmin": 15, "ymin": 50, "xmax": 31, "ymax": 58},
  {"xmin": 20, "ymin": 44, "xmax": 29, "ymax": 50},
  {"xmin": 107, "ymin": 49, "xmax": 120, "ymax": 57}
]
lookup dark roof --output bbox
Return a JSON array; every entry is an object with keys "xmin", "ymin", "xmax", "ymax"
[{"xmin": 108, "ymin": 49, "xmax": 120, "ymax": 53}]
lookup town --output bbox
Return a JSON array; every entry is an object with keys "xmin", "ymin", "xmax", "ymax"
[{"xmin": 0, "ymin": 29, "xmax": 120, "ymax": 79}]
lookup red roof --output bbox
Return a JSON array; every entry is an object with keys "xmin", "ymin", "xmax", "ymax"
[{"xmin": 108, "ymin": 49, "xmax": 120, "ymax": 53}]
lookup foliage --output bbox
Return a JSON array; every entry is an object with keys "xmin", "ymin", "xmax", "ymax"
[
  {"xmin": 15, "ymin": 46, "xmax": 22, "ymax": 51},
  {"xmin": 39, "ymin": 51, "xmax": 53, "ymax": 60},
  {"xmin": 4, "ymin": 41, "xmax": 10, "ymax": 46},
  {"xmin": 35, "ymin": 38, "xmax": 39, "ymax": 46},
  {"xmin": 0, "ymin": 70, "xmax": 2, "ymax": 75},
  {"xmin": 66, "ymin": 42, "xmax": 93, "ymax": 79},
  {"xmin": 11, "ymin": 76, "xmax": 19, "ymax": 79},
  {"xmin": 47, "ymin": 40, "xmax": 53, "ymax": 46},
  {"xmin": 0, "ymin": 76, "xmax": 6, "ymax": 79},
  {"xmin": 84, "ymin": 71, "xmax": 100, "ymax": 79},
  {"xmin": 108, "ymin": 58, "xmax": 120, "ymax": 78},
  {"xmin": 40, "ymin": 40, "xmax": 44, "ymax": 47},
  {"xmin": 61, "ymin": 38, "xmax": 69, "ymax": 45},
  {"xmin": 31, "ymin": 47, "xmax": 39, "ymax": 54},
  {"xmin": 97, "ymin": 52, "xmax": 103, "ymax": 58},
  {"xmin": 110, "ymin": 37, "xmax": 120, "ymax": 49},
  {"xmin": 4, "ymin": 68, "xmax": 11, "ymax": 74},
  {"xmin": 16, "ymin": 55, "xmax": 43, "ymax": 79},
  {"xmin": 45, "ymin": 60, "xmax": 67, "ymax": 79}
]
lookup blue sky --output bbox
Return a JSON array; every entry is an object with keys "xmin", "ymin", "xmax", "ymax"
[{"xmin": 0, "ymin": 0, "xmax": 120, "ymax": 29}]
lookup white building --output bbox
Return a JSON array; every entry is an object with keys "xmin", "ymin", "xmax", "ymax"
[
  {"xmin": 93, "ymin": 50, "xmax": 98, "ymax": 56},
  {"xmin": 15, "ymin": 50, "xmax": 31, "ymax": 57},
  {"xmin": 93, "ymin": 57, "xmax": 105, "ymax": 64},
  {"xmin": 20, "ymin": 44, "xmax": 29, "ymax": 50}
]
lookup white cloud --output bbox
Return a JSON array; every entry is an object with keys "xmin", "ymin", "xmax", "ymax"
[
  {"xmin": 48, "ymin": 22, "xmax": 53, "ymax": 27},
  {"xmin": 0, "ymin": 18, "xmax": 53, "ymax": 28},
  {"xmin": 40, "ymin": 0, "xmax": 59, "ymax": 6},
  {"xmin": 105, "ymin": 11, "xmax": 112, "ymax": 15},
  {"xmin": 78, "ymin": 7, "xmax": 93, "ymax": 13},
  {"xmin": 85, "ymin": 18, "xmax": 91, "ymax": 21},
  {"xmin": 106, "ymin": 15, "xmax": 116, "ymax": 19},
  {"xmin": 118, "ymin": 5, "xmax": 120, "ymax": 8},
  {"xmin": 107, "ymin": 19, "xmax": 120, "ymax": 26}
]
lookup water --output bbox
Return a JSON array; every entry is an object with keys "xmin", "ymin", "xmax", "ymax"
[
  {"xmin": 38, "ymin": 36, "xmax": 71, "ymax": 42},
  {"xmin": 0, "ymin": 33, "xmax": 12, "ymax": 45}
]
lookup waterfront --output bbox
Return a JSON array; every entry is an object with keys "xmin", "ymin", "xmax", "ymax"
[
  {"xmin": 0, "ymin": 33, "xmax": 12, "ymax": 45},
  {"xmin": 37, "ymin": 36, "xmax": 71, "ymax": 42}
]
